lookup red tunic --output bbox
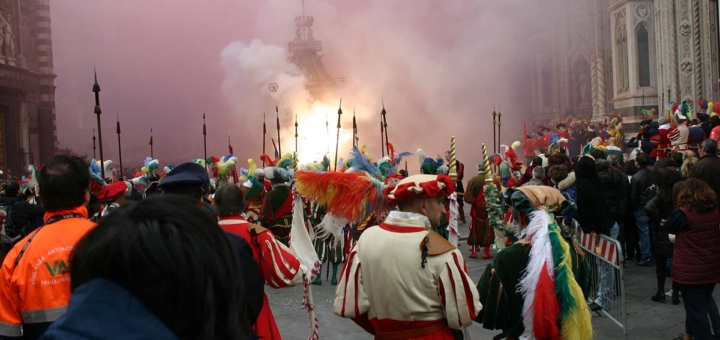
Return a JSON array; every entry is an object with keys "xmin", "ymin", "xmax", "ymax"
[{"xmin": 219, "ymin": 216, "xmax": 302, "ymax": 340}]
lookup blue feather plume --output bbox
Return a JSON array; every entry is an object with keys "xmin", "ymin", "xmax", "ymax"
[
  {"xmin": 90, "ymin": 159, "xmax": 101, "ymax": 175},
  {"xmin": 389, "ymin": 151, "xmax": 413, "ymax": 173},
  {"xmin": 348, "ymin": 146, "xmax": 380, "ymax": 177},
  {"xmin": 144, "ymin": 157, "xmax": 153, "ymax": 168},
  {"xmin": 223, "ymin": 153, "xmax": 235, "ymax": 162},
  {"xmin": 549, "ymin": 133, "xmax": 560, "ymax": 145}
]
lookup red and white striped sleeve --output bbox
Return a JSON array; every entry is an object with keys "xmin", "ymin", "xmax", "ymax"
[
  {"xmin": 333, "ymin": 242, "xmax": 369, "ymax": 318},
  {"xmin": 438, "ymin": 249, "xmax": 482, "ymax": 329},
  {"xmin": 257, "ymin": 231, "xmax": 302, "ymax": 288}
]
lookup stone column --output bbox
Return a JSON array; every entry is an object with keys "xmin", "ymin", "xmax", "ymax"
[
  {"xmin": 34, "ymin": 0, "xmax": 56, "ymax": 161},
  {"xmin": 17, "ymin": 101, "xmax": 29, "ymax": 168},
  {"xmin": 591, "ymin": 0, "xmax": 607, "ymax": 118}
]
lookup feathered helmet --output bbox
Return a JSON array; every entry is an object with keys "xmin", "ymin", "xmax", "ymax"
[
  {"xmin": 417, "ymin": 149, "xmax": 444, "ymax": 175},
  {"xmin": 383, "ymin": 174, "xmax": 456, "ymax": 206},
  {"xmin": 500, "ymin": 186, "xmax": 591, "ymax": 340}
]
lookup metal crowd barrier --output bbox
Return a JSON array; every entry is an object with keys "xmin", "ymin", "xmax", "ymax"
[{"xmin": 578, "ymin": 230, "xmax": 629, "ymax": 340}]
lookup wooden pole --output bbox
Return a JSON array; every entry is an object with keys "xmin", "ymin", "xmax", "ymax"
[
  {"xmin": 262, "ymin": 112, "xmax": 266, "ymax": 166},
  {"xmin": 150, "ymin": 128, "xmax": 154, "ymax": 159},
  {"xmin": 92, "ymin": 68, "xmax": 105, "ymax": 180},
  {"xmin": 382, "ymin": 102, "xmax": 390, "ymax": 156},
  {"xmin": 203, "ymin": 113, "xmax": 207, "ymax": 170},
  {"xmin": 498, "ymin": 108, "xmax": 502, "ymax": 149},
  {"xmin": 492, "ymin": 109, "xmax": 497, "ymax": 154},
  {"xmin": 116, "ymin": 112, "xmax": 123, "ymax": 178},
  {"xmin": 334, "ymin": 99, "xmax": 342, "ymax": 171},
  {"xmin": 276, "ymin": 105, "xmax": 282, "ymax": 156},
  {"xmin": 92, "ymin": 128, "xmax": 96, "ymax": 159}
]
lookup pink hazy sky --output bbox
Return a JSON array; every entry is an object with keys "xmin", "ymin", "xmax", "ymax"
[{"xmin": 52, "ymin": 0, "xmax": 541, "ymax": 171}]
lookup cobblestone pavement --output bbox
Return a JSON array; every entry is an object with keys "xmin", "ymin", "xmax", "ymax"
[{"xmin": 268, "ymin": 223, "xmax": 720, "ymax": 339}]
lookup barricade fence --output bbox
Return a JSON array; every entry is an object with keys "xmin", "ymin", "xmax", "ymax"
[{"xmin": 578, "ymin": 230, "xmax": 629, "ymax": 340}]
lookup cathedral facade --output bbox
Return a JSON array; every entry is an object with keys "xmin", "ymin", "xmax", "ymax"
[
  {"xmin": 530, "ymin": 0, "xmax": 719, "ymax": 128},
  {"xmin": 0, "ymin": 0, "xmax": 56, "ymax": 174}
]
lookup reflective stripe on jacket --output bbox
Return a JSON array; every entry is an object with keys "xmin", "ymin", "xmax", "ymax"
[{"xmin": 0, "ymin": 206, "xmax": 96, "ymax": 337}]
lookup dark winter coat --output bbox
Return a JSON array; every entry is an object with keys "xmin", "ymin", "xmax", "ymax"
[
  {"xmin": 644, "ymin": 195, "xmax": 675, "ymax": 258},
  {"xmin": 0, "ymin": 195, "xmax": 44, "ymax": 237},
  {"xmin": 598, "ymin": 168, "xmax": 628, "ymax": 222},
  {"xmin": 669, "ymin": 207, "xmax": 720, "ymax": 285},
  {"xmin": 40, "ymin": 279, "xmax": 179, "ymax": 340},
  {"xmin": 689, "ymin": 154, "xmax": 720, "ymax": 206},
  {"xmin": 631, "ymin": 167, "xmax": 655, "ymax": 208}
]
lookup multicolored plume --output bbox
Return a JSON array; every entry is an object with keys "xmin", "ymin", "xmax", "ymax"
[
  {"xmin": 348, "ymin": 146, "xmax": 380, "ymax": 177},
  {"xmin": 294, "ymin": 170, "xmax": 390, "ymax": 223},
  {"xmin": 260, "ymin": 154, "xmax": 276, "ymax": 167}
]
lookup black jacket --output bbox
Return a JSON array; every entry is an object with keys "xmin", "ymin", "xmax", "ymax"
[
  {"xmin": 631, "ymin": 167, "xmax": 655, "ymax": 208},
  {"xmin": 0, "ymin": 195, "xmax": 44, "ymax": 237},
  {"xmin": 690, "ymin": 154, "xmax": 720, "ymax": 206},
  {"xmin": 598, "ymin": 168, "xmax": 628, "ymax": 221}
]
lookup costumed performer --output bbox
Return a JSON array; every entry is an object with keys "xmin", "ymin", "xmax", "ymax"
[
  {"xmin": 214, "ymin": 183, "xmax": 302, "ymax": 340},
  {"xmin": 260, "ymin": 154, "xmax": 295, "ymax": 246},
  {"xmin": 334, "ymin": 174, "xmax": 482, "ymax": 339},
  {"xmin": 475, "ymin": 185, "xmax": 592, "ymax": 340},
  {"xmin": 465, "ymin": 162, "xmax": 497, "ymax": 259}
]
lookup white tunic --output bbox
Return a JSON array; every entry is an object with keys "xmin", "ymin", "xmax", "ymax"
[{"xmin": 333, "ymin": 211, "xmax": 482, "ymax": 330}]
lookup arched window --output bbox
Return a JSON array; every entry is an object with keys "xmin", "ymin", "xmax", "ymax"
[
  {"xmin": 615, "ymin": 13, "xmax": 630, "ymax": 92},
  {"xmin": 637, "ymin": 25, "xmax": 651, "ymax": 87}
]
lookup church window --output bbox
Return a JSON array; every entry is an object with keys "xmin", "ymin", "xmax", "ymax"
[{"xmin": 637, "ymin": 25, "xmax": 651, "ymax": 87}]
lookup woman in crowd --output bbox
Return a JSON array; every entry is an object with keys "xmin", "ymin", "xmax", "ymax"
[
  {"xmin": 667, "ymin": 179, "xmax": 720, "ymax": 340},
  {"xmin": 644, "ymin": 166, "xmax": 682, "ymax": 304},
  {"xmin": 41, "ymin": 195, "xmax": 257, "ymax": 340}
]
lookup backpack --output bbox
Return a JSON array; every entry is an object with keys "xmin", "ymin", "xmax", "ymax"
[{"xmin": 0, "ymin": 203, "xmax": 20, "ymax": 239}]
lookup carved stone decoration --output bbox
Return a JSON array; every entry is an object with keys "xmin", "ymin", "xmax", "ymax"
[
  {"xmin": 680, "ymin": 23, "xmax": 691, "ymax": 37},
  {"xmin": 681, "ymin": 60, "xmax": 693, "ymax": 73},
  {"xmin": 681, "ymin": 0, "xmax": 689, "ymax": 20},
  {"xmin": 668, "ymin": 0, "xmax": 678, "ymax": 101},
  {"xmin": 692, "ymin": 0, "xmax": 702, "ymax": 100},
  {"xmin": 591, "ymin": 0, "xmax": 607, "ymax": 116},
  {"xmin": 636, "ymin": 5, "xmax": 649, "ymax": 19},
  {"xmin": 615, "ymin": 11, "xmax": 629, "ymax": 93},
  {"xmin": 0, "ymin": 11, "xmax": 16, "ymax": 66}
]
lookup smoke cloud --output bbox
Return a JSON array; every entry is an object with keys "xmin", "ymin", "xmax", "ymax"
[{"xmin": 53, "ymin": 0, "xmax": 544, "ymax": 171}]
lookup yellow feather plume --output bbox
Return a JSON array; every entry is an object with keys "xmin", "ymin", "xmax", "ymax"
[
  {"xmin": 558, "ymin": 232, "xmax": 594, "ymax": 340},
  {"xmin": 248, "ymin": 159, "xmax": 257, "ymax": 177}
]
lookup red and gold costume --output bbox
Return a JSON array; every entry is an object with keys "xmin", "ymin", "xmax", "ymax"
[
  {"xmin": 218, "ymin": 216, "xmax": 302, "ymax": 340},
  {"xmin": 333, "ymin": 175, "xmax": 481, "ymax": 339}
]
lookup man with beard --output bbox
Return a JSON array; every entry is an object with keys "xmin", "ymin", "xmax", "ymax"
[{"xmin": 334, "ymin": 174, "xmax": 481, "ymax": 339}]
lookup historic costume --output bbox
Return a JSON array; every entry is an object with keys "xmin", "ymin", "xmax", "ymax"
[
  {"xmin": 334, "ymin": 175, "xmax": 481, "ymax": 339},
  {"xmin": 218, "ymin": 216, "xmax": 302, "ymax": 340},
  {"xmin": 475, "ymin": 186, "xmax": 592, "ymax": 340},
  {"xmin": 310, "ymin": 203, "xmax": 344, "ymax": 285},
  {"xmin": 668, "ymin": 102, "xmax": 691, "ymax": 151},
  {"xmin": 260, "ymin": 159, "xmax": 295, "ymax": 245},
  {"xmin": 465, "ymin": 166, "xmax": 497, "ymax": 259},
  {"xmin": 242, "ymin": 162, "xmax": 268, "ymax": 223}
]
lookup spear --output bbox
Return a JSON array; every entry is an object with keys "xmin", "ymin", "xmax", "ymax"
[
  {"xmin": 380, "ymin": 102, "xmax": 385, "ymax": 158},
  {"xmin": 229, "ymin": 130, "xmax": 239, "ymax": 183},
  {"xmin": 492, "ymin": 106, "xmax": 497, "ymax": 154},
  {"xmin": 276, "ymin": 105, "xmax": 282, "ymax": 156},
  {"xmin": 92, "ymin": 128, "xmax": 97, "ymax": 159},
  {"xmin": 116, "ymin": 112, "xmax": 123, "ymax": 178},
  {"xmin": 498, "ymin": 105, "xmax": 502, "ymax": 149},
  {"xmin": 92, "ymin": 68, "xmax": 106, "ymax": 180},
  {"xmin": 262, "ymin": 112, "xmax": 267, "ymax": 166},
  {"xmin": 326, "ymin": 112, "xmax": 330, "ymax": 154},
  {"xmin": 449, "ymin": 136, "xmax": 457, "ymax": 181},
  {"xmin": 203, "ymin": 113, "xmax": 207, "ymax": 170},
  {"xmin": 382, "ymin": 101, "xmax": 390, "ymax": 156},
  {"xmin": 352, "ymin": 106, "xmax": 357, "ymax": 148},
  {"xmin": 334, "ymin": 99, "xmax": 342, "ymax": 171},
  {"xmin": 149, "ymin": 127, "xmax": 154, "ymax": 158},
  {"xmin": 295, "ymin": 113, "xmax": 299, "ymax": 155}
]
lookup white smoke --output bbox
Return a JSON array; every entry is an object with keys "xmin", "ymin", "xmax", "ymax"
[{"xmin": 220, "ymin": 0, "xmax": 544, "ymax": 170}]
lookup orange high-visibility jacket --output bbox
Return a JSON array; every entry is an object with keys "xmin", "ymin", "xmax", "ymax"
[{"xmin": 0, "ymin": 207, "xmax": 96, "ymax": 337}]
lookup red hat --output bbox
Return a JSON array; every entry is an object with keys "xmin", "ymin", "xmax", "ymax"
[
  {"xmin": 98, "ymin": 181, "xmax": 127, "ymax": 201},
  {"xmin": 384, "ymin": 174, "xmax": 456, "ymax": 206}
]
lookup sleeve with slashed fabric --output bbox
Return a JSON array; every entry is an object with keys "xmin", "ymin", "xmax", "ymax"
[
  {"xmin": 0, "ymin": 248, "xmax": 23, "ymax": 338},
  {"xmin": 257, "ymin": 231, "xmax": 302, "ymax": 288},
  {"xmin": 438, "ymin": 249, "xmax": 483, "ymax": 330},
  {"xmin": 332, "ymin": 242, "xmax": 369, "ymax": 319}
]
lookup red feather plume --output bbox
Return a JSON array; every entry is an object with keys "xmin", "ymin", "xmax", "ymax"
[
  {"xmin": 387, "ymin": 143, "xmax": 396, "ymax": 165},
  {"xmin": 533, "ymin": 264, "xmax": 561, "ymax": 340},
  {"xmin": 260, "ymin": 154, "xmax": 276, "ymax": 167}
]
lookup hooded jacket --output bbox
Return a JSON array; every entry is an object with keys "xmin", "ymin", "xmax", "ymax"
[
  {"xmin": 597, "ymin": 168, "xmax": 628, "ymax": 221},
  {"xmin": 40, "ymin": 278, "xmax": 179, "ymax": 340}
]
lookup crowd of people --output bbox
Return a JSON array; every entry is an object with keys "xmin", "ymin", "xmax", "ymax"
[{"xmin": 0, "ymin": 101, "xmax": 719, "ymax": 340}]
